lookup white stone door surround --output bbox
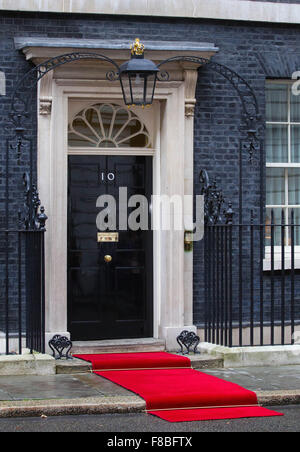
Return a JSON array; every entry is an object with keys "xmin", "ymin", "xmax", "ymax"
[{"xmin": 23, "ymin": 40, "xmax": 219, "ymax": 351}]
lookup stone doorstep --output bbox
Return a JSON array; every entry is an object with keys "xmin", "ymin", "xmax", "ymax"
[
  {"xmin": 6, "ymin": 341, "xmax": 300, "ymax": 375},
  {"xmin": 0, "ymin": 350, "xmax": 224, "ymax": 376},
  {"xmin": 0, "ymin": 391, "xmax": 299, "ymax": 419},
  {"xmin": 0, "ymin": 353, "xmax": 56, "ymax": 376},
  {"xmin": 9, "ymin": 341, "xmax": 300, "ymax": 376},
  {"xmin": 56, "ymin": 354, "xmax": 224, "ymax": 374},
  {"xmin": 70, "ymin": 338, "xmax": 166, "ymax": 355},
  {"xmin": 188, "ymin": 354, "xmax": 224, "ymax": 370},
  {"xmin": 56, "ymin": 358, "xmax": 93, "ymax": 374},
  {"xmin": 199, "ymin": 342, "xmax": 300, "ymax": 368}
]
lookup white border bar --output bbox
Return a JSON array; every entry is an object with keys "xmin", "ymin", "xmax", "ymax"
[{"xmin": 0, "ymin": 0, "xmax": 300, "ymax": 25}]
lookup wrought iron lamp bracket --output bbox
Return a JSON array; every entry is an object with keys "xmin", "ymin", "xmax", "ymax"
[
  {"xmin": 10, "ymin": 53, "xmax": 121, "ymax": 121},
  {"xmin": 157, "ymin": 56, "xmax": 263, "ymax": 154},
  {"xmin": 8, "ymin": 52, "xmax": 262, "ymax": 163}
]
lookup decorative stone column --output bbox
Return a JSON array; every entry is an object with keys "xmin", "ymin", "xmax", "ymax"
[
  {"xmin": 159, "ymin": 65, "xmax": 200, "ymax": 350},
  {"xmin": 183, "ymin": 67, "xmax": 199, "ymax": 328},
  {"xmin": 38, "ymin": 72, "xmax": 71, "ymax": 352}
]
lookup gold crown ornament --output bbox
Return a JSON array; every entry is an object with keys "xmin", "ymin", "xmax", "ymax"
[{"xmin": 131, "ymin": 38, "xmax": 145, "ymax": 56}]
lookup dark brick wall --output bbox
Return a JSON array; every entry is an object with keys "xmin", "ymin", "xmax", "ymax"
[{"xmin": 0, "ymin": 11, "xmax": 300, "ymax": 332}]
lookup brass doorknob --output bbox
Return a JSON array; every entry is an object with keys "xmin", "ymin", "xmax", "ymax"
[{"xmin": 104, "ymin": 255, "xmax": 112, "ymax": 263}]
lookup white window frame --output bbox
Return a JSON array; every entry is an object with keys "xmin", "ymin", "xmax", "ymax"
[
  {"xmin": 0, "ymin": 71, "xmax": 5, "ymax": 96},
  {"xmin": 264, "ymin": 79, "xmax": 300, "ymax": 270}
]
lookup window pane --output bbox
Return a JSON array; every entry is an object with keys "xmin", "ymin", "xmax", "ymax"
[
  {"xmin": 291, "ymin": 88, "xmax": 300, "ymax": 122},
  {"xmin": 291, "ymin": 125, "xmax": 300, "ymax": 163},
  {"xmin": 266, "ymin": 168, "xmax": 285, "ymax": 205},
  {"xmin": 99, "ymin": 104, "xmax": 115, "ymax": 137},
  {"xmin": 68, "ymin": 132, "xmax": 96, "ymax": 147},
  {"xmin": 266, "ymin": 84, "xmax": 288, "ymax": 122},
  {"xmin": 265, "ymin": 208, "xmax": 283, "ymax": 246},
  {"xmin": 266, "ymin": 125, "xmax": 288, "ymax": 163},
  {"xmin": 288, "ymin": 209, "xmax": 300, "ymax": 246},
  {"xmin": 68, "ymin": 117, "xmax": 98, "ymax": 147},
  {"xmin": 288, "ymin": 168, "xmax": 300, "ymax": 205}
]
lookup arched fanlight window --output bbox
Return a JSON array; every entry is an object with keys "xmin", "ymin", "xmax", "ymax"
[{"xmin": 68, "ymin": 103, "xmax": 151, "ymax": 148}]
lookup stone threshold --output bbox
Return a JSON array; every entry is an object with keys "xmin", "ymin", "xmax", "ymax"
[
  {"xmin": 0, "ymin": 343, "xmax": 224, "ymax": 376},
  {"xmin": 56, "ymin": 353, "xmax": 224, "ymax": 374},
  {"xmin": 200, "ymin": 342, "xmax": 300, "ymax": 368},
  {"xmin": 71, "ymin": 338, "xmax": 166, "ymax": 355},
  {"xmin": 2, "ymin": 342, "xmax": 300, "ymax": 376}
]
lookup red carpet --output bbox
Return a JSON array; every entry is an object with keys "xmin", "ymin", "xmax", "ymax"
[{"xmin": 74, "ymin": 352, "xmax": 283, "ymax": 422}]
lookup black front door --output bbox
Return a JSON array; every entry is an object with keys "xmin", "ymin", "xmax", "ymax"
[{"xmin": 68, "ymin": 155, "xmax": 153, "ymax": 341}]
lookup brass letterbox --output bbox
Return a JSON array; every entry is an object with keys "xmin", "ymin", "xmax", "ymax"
[{"xmin": 97, "ymin": 232, "xmax": 119, "ymax": 243}]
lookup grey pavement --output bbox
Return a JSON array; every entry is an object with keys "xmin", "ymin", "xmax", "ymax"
[
  {"xmin": 0, "ymin": 364, "xmax": 300, "ymax": 402},
  {"xmin": 0, "ymin": 372, "xmax": 133, "ymax": 401},
  {"xmin": 0, "ymin": 406, "xmax": 298, "ymax": 432},
  {"xmin": 0, "ymin": 364, "xmax": 300, "ymax": 418}
]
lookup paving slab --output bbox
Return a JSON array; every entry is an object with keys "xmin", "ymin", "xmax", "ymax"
[
  {"xmin": 75, "ymin": 373, "xmax": 133, "ymax": 396},
  {"xmin": 202, "ymin": 365, "xmax": 300, "ymax": 391},
  {"xmin": 0, "ymin": 373, "xmax": 133, "ymax": 401},
  {"xmin": 0, "ymin": 388, "xmax": 13, "ymax": 401}
]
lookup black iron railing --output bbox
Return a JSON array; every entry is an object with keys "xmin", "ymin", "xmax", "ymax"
[
  {"xmin": 24, "ymin": 230, "xmax": 46, "ymax": 354},
  {"xmin": 204, "ymin": 210, "xmax": 300, "ymax": 347},
  {"xmin": 0, "ymin": 228, "xmax": 45, "ymax": 355}
]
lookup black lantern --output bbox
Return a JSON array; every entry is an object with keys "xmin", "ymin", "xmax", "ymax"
[{"xmin": 119, "ymin": 39, "xmax": 159, "ymax": 108}]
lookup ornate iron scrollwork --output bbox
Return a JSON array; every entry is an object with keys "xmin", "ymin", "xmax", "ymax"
[
  {"xmin": 158, "ymin": 57, "xmax": 260, "ymax": 116},
  {"xmin": 10, "ymin": 53, "xmax": 121, "ymax": 120},
  {"xmin": 157, "ymin": 56, "xmax": 263, "ymax": 162},
  {"xmin": 23, "ymin": 173, "xmax": 48, "ymax": 230},
  {"xmin": 199, "ymin": 169, "xmax": 234, "ymax": 225},
  {"xmin": 177, "ymin": 330, "xmax": 200, "ymax": 355},
  {"xmin": 200, "ymin": 170, "xmax": 224, "ymax": 225},
  {"xmin": 48, "ymin": 335, "xmax": 73, "ymax": 360}
]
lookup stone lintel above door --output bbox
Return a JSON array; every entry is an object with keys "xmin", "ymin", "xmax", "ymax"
[
  {"xmin": 14, "ymin": 37, "xmax": 218, "ymax": 82},
  {"xmin": 15, "ymin": 38, "xmax": 218, "ymax": 59}
]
